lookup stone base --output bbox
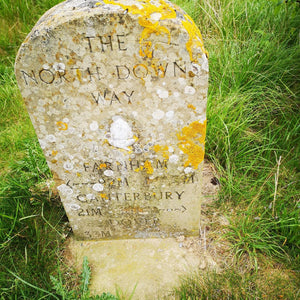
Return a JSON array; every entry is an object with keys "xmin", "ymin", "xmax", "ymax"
[{"xmin": 67, "ymin": 237, "xmax": 214, "ymax": 299}]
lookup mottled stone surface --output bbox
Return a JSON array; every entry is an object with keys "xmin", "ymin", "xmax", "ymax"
[
  {"xmin": 15, "ymin": 0, "xmax": 208, "ymax": 240},
  {"xmin": 68, "ymin": 237, "xmax": 217, "ymax": 299}
]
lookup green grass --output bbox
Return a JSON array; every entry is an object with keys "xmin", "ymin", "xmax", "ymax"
[
  {"xmin": 0, "ymin": 0, "xmax": 299, "ymax": 298},
  {"xmin": 175, "ymin": 267, "xmax": 300, "ymax": 300}
]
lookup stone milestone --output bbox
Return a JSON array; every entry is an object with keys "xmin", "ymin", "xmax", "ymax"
[{"xmin": 15, "ymin": 0, "xmax": 208, "ymax": 240}]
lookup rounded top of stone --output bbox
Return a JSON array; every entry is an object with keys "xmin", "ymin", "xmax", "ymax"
[{"xmin": 17, "ymin": 0, "xmax": 207, "ymax": 62}]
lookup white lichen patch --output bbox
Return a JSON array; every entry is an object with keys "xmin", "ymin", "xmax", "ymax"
[
  {"xmin": 152, "ymin": 109, "xmax": 165, "ymax": 120},
  {"xmin": 86, "ymin": 194, "xmax": 95, "ymax": 200},
  {"xmin": 165, "ymin": 111, "xmax": 174, "ymax": 119},
  {"xmin": 104, "ymin": 170, "xmax": 114, "ymax": 177},
  {"xmin": 184, "ymin": 167, "xmax": 194, "ymax": 174},
  {"xmin": 156, "ymin": 89, "xmax": 169, "ymax": 99},
  {"xmin": 184, "ymin": 86, "xmax": 196, "ymax": 95},
  {"xmin": 63, "ymin": 161, "xmax": 74, "ymax": 170},
  {"xmin": 107, "ymin": 116, "xmax": 135, "ymax": 150},
  {"xmin": 90, "ymin": 121, "xmax": 99, "ymax": 131},
  {"xmin": 57, "ymin": 184, "xmax": 73, "ymax": 195},
  {"xmin": 53, "ymin": 62, "xmax": 65, "ymax": 73},
  {"xmin": 46, "ymin": 134, "xmax": 56, "ymax": 143},
  {"xmin": 92, "ymin": 183, "xmax": 104, "ymax": 192},
  {"xmin": 70, "ymin": 204, "xmax": 81, "ymax": 210},
  {"xmin": 150, "ymin": 12, "xmax": 162, "ymax": 21},
  {"xmin": 169, "ymin": 154, "xmax": 179, "ymax": 163}
]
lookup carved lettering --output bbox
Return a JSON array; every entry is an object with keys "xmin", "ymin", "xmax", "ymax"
[
  {"xmin": 133, "ymin": 64, "xmax": 148, "ymax": 78},
  {"xmin": 174, "ymin": 61, "xmax": 186, "ymax": 76},
  {"xmin": 85, "ymin": 36, "xmax": 95, "ymax": 53},
  {"xmin": 90, "ymin": 89, "xmax": 134, "ymax": 105},
  {"xmin": 39, "ymin": 69, "xmax": 55, "ymax": 84},
  {"xmin": 21, "ymin": 70, "xmax": 38, "ymax": 85},
  {"xmin": 116, "ymin": 65, "xmax": 130, "ymax": 79},
  {"xmin": 87, "ymin": 66, "xmax": 102, "ymax": 81},
  {"xmin": 78, "ymin": 208, "xmax": 102, "ymax": 216},
  {"xmin": 85, "ymin": 33, "xmax": 128, "ymax": 53},
  {"xmin": 153, "ymin": 62, "xmax": 168, "ymax": 78},
  {"xmin": 122, "ymin": 90, "xmax": 134, "ymax": 104},
  {"xmin": 116, "ymin": 34, "xmax": 127, "ymax": 51},
  {"xmin": 175, "ymin": 191, "xmax": 184, "ymax": 200},
  {"xmin": 20, "ymin": 60, "xmax": 191, "ymax": 87},
  {"xmin": 99, "ymin": 35, "xmax": 113, "ymax": 52}
]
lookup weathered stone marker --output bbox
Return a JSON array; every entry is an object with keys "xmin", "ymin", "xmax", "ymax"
[{"xmin": 15, "ymin": 0, "xmax": 208, "ymax": 240}]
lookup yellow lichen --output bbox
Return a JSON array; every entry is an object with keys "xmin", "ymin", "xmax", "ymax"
[
  {"xmin": 143, "ymin": 160, "xmax": 154, "ymax": 174},
  {"xmin": 177, "ymin": 120, "xmax": 206, "ymax": 169},
  {"xmin": 187, "ymin": 104, "xmax": 196, "ymax": 110},
  {"xmin": 153, "ymin": 144, "xmax": 169, "ymax": 159},
  {"xmin": 103, "ymin": 0, "xmax": 207, "ymax": 60},
  {"xmin": 76, "ymin": 69, "xmax": 82, "ymax": 83},
  {"xmin": 67, "ymin": 58, "xmax": 75, "ymax": 65},
  {"xmin": 100, "ymin": 193, "xmax": 108, "ymax": 199},
  {"xmin": 153, "ymin": 144, "xmax": 168, "ymax": 153},
  {"xmin": 97, "ymin": 163, "xmax": 107, "ymax": 169},
  {"xmin": 135, "ymin": 160, "xmax": 154, "ymax": 174},
  {"xmin": 181, "ymin": 14, "xmax": 208, "ymax": 61},
  {"xmin": 56, "ymin": 121, "xmax": 68, "ymax": 131},
  {"xmin": 52, "ymin": 150, "xmax": 58, "ymax": 156}
]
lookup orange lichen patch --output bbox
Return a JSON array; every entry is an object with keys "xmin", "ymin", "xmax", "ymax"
[
  {"xmin": 76, "ymin": 69, "xmax": 82, "ymax": 82},
  {"xmin": 67, "ymin": 58, "xmax": 75, "ymax": 65},
  {"xmin": 182, "ymin": 14, "xmax": 208, "ymax": 61},
  {"xmin": 100, "ymin": 193, "xmax": 108, "ymax": 199},
  {"xmin": 162, "ymin": 151, "xmax": 169, "ymax": 159},
  {"xmin": 52, "ymin": 150, "xmax": 58, "ymax": 156},
  {"xmin": 135, "ymin": 160, "xmax": 154, "ymax": 174},
  {"xmin": 97, "ymin": 163, "xmax": 107, "ymax": 169},
  {"xmin": 153, "ymin": 144, "xmax": 168, "ymax": 153},
  {"xmin": 133, "ymin": 160, "xmax": 154, "ymax": 174},
  {"xmin": 56, "ymin": 121, "xmax": 68, "ymax": 130},
  {"xmin": 143, "ymin": 160, "xmax": 154, "ymax": 174},
  {"xmin": 153, "ymin": 144, "xmax": 169, "ymax": 159},
  {"xmin": 187, "ymin": 104, "xmax": 196, "ymax": 110},
  {"xmin": 102, "ymin": 139, "xmax": 109, "ymax": 146},
  {"xmin": 55, "ymin": 52, "xmax": 62, "ymax": 60},
  {"xmin": 151, "ymin": 60, "xmax": 168, "ymax": 78},
  {"xmin": 103, "ymin": 0, "xmax": 176, "ymax": 58},
  {"xmin": 103, "ymin": 0, "xmax": 207, "ymax": 60},
  {"xmin": 76, "ymin": 172, "xmax": 81, "ymax": 177},
  {"xmin": 177, "ymin": 120, "xmax": 206, "ymax": 169}
]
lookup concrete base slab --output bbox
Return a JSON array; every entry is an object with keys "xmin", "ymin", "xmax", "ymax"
[{"xmin": 67, "ymin": 237, "xmax": 213, "ymax": 299}]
